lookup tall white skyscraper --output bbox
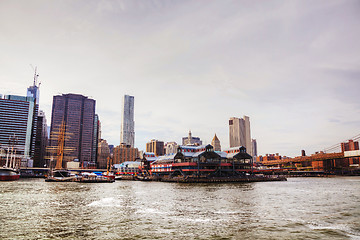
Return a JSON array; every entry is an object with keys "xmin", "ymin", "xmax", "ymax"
[
  {"xmin": 229, "ymin": 116, "xmax": 252, "ymax": 155},
  {"xmin": 120, "ymin": 95, "xmax": 135, "ymax": 147}
]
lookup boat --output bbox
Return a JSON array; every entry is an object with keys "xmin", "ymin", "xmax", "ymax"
[
  {"xmin": 45, "ymin": 121, "xmax": 76, "ymax": 182},
  {"xmin": 75, "ymin": 172, "xmax": 115, "ymax": 183},
  {"xmin": 45, "ymin": 169, "xmax": 76, "ymax": 182},
  {"xmin": 0, "ymin": 136, "xmax": 20, "ymax": 181},
  {"xmin": 0, "ymin": 167, "xmax": 20, "ymax": 181}
]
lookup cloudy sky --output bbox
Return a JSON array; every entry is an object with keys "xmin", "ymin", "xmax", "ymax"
[{"xmin": 1, "ymin": 0, "xmax": 359, "ymax": 157}]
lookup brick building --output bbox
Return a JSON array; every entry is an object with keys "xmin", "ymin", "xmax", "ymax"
[{"xmin": 113, "ymin": 143, "xmax": 139, "ymax": 164}]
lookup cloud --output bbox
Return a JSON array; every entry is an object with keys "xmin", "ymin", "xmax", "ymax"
[{"xmin": 1, "ymin": 0, "xmax": 359, "ymax": 157}]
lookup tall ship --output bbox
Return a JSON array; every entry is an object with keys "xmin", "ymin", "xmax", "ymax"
[
  {"xmin": 0, "ymin": 135, "xmax": 20, "ymax": 181},
  {"xmin": 45, "ymin": 120, "xmax": 76, "ymax": 182}
]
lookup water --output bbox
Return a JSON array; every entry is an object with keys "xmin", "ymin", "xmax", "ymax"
[{"xmin": 1, "ymin": 177, "xmax": 360, "ymax": 240}]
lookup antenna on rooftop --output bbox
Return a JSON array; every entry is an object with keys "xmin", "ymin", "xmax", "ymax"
[{"xmin": 30, "ymin": 64, "xmax": 40, "ymax": 87}]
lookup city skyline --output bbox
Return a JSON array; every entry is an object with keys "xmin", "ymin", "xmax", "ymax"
[{"xmin": 1, "ymin": 0, "xmax": 359, "ymax": 157}]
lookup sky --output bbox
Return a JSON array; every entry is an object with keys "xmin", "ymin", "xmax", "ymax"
[{"xmin": 1, "ymin": 0, "xmax": 360, "ymax": 157}]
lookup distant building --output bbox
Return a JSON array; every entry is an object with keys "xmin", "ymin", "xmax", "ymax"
[
  {"xmin": 0, "ymin": 95, "xmax": 36, "ymax": 158},
  {"xmin": 108, "ymin": 145, "xmax": 114, "ymax": 154},
  {"xmin": 120, "ymin": 95, "xmax": 135, "ymax": 147},
  {"xmin": 165, "ymin": 142, "xmax": 178, "ymax": 155},
  {"xmin": 251, "ymin": 139, "xmax": 257, "ymax": 158},
  {"xmin": 211, "ymin": 134, "xmax": 221, "ymax": 151},
  {"xmin": 182, "ymin": 130, "xmax": 202, "ymax": 146},
  {"xmin": 146, "ymin": 139, "xmax": 164, "ymax": 156},
  {"xmin": 229, "ymin": 116, "xmax": 252, "ymax": 155},
  {"xmin": 33, "ymin": 110, "xmax": 48, "ymax": 167},
  {"xmin": 49, "ymin": 93, "xmax": 96, "ymax": 167},
  {"xmin": 92, "ymin": 114, "xmax": 100, "ymax": 164},
  {"xmin": 97, "ymin": 139, "xmax": 110, "ymax": 169},
  {"xmin": 113, "ymin": 143, "xmax": 139, "ymax": 164}
]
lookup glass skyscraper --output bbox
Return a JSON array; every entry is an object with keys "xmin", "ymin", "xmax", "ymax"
[
  {"xmin": 120, "ymin": 95, "xmax": 135, "ymax": 147},
  {"xmin": 50, "ymin": 93, "xmax": 96, "ymax": 167}
]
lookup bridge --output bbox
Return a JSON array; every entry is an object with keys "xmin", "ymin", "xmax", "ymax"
[
  {"xmin": 261, "ymin": 134, "xmax": 360, "ymax": 174},
  {"xmin": 262, "ymin": 150, "xmax": 360, "ymax": 166}
]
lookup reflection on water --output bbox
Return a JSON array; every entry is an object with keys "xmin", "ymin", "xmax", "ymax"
[{"xmin": 1, "ymin": 177, "xmax": 360, "ymax": 239}]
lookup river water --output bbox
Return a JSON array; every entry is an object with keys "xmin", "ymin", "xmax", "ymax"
[{"xmin": 1, "ymin": 177, "xmax": 360, "ymax": 240}]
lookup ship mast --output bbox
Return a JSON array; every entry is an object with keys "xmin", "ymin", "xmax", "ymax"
[{"xmin": 55, "ymin": 121, "xmax": 66, "ymax": 170}]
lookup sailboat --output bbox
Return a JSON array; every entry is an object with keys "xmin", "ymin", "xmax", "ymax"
[
  {"xmin": 0, "ymin": 135, "xmax": 20, "ymax": 181},
  {"xmin": 45, "ymin": 121, "xmax": 76, "ymax": 182}
]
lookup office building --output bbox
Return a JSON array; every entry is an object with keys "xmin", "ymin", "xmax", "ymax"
[
  {"xmin": 33, "ymin": 110, "xmax": 48, "ymax": 167},
  {"xmin": 146, "ymin": 139, "xmax": 164, "ymax": 156},
  {"xmin": 49, "ymin": 93, "xmax": 96, "ymax": 167},
  {"xmin": 182, "ymin": 131, "xmax": 202, "ymax": 146},
  {"xmin": 120, "ymin": 95, "xmax": 135, "ymax": 147},
  {"xmin": 229, "ymin": 116, "xmax": 252, "ymax": 155},
  {"xmin": 92, "ymin": 114, "xmax": 100, "ymax": 164},
  {"xmin": 211, "ymin": 134, "xmax": 221, "ymax": 151},
  {"xmin": 0, "ymin": 95, "xmax": 36, "ymax": 158}
]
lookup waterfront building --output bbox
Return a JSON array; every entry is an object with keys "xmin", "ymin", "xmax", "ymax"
[
  {"xmin": 113, "ymin": 143, "xmax": 139, "ymax": 164},
  {"xmin": 49, "ymin": 93, "xmax": 96, "ymax": 167},
  {"xmin": 97, "ymin": 139, "xmax": 110, "ymax": 169},
  {"xmin": 211, "ymin": 134, "xmax": 221, "ymax": 151},
  {"xmin": 150, "ymin": 145, "xmax": 253, "ymax": 177},
  {"xmin": 146, "ymin": 139, "xmax": 164, "ymax": 156},
  {"xmin": 229, "ymin": 116, "xmax": 252, "ymax": 155},
  {"xmin": 33, "ymin": 110, "xmax": 48, "ymax": 167},
  {"xmin": 182, "ymin": 130, "xmax": 202, "ymax": 146},
  {"xmin": 165, "ymin": 142, "xmax": 178, "ymax": 155},
  {"xmin": 120, "ymin": 95, "xmax": 135, "ymax": 147},
  {"xmin": 0, "ymin": 95, "xmax": 36, "ymax": 158}
]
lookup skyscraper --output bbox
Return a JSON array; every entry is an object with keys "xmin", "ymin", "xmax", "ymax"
[
  {"xmin": 33, "ymin": 110, "xmax": 48, "ymax": 167},
  {"xmin": 251, "ymin": 139, "xmax": 257, "ymax": 160},
  {"xmin": 229, "ymin": 116, "xmax": 252, "ymax": 155},
  {"xmin": 92, "ymin": 114, "xmax": 100, "ymax": 164},
  {"xmin": 50, "ymin": 93, "xmax": 96, "ymax": 166},
  {"xmin": 0, "ymin": 95, "xmax": 36, "ymax": 158},
  {"xmin": 120, "ymin": 95, "xmax": 135, "ymax": 147}
]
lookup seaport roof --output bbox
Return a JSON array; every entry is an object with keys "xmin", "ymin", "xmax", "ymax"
[
  {"xmin": 179, "ymin": 145, "xmax": 207, "ymax": 150},
  {"xmin": 153, "ymin": 154, "xmax": 176, "ymax": 164},
  {"xmin": 223, "ymin": 146, "xmax": 246, "ymax": 152},
  {"xmin": 228, "ymin": 152, "xmax": 253, "ymax": 159},
  {"xmin": 192, "ymin": 150, "xmax": 221, "ymax": 159},
  {"xmin": 215, "ymin": 151, "xmax": 228, "ymax": 158},
  {"xmin": 114, "ymin": 161, "xmax": 142, "ymax": 168}
]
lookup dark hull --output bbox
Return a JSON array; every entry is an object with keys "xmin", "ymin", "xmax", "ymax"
[{"xmin": 0, "ymin": 168, "xmax": 20, "ymax": 181}]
